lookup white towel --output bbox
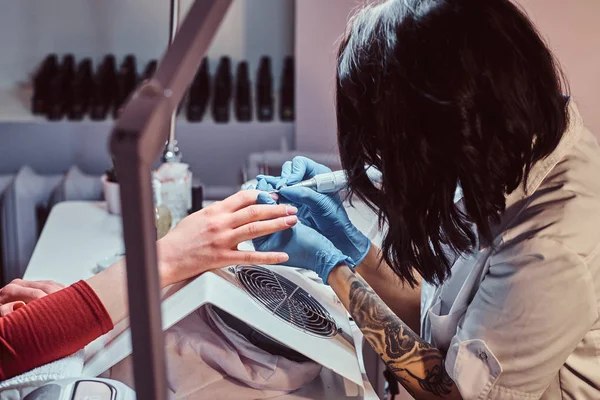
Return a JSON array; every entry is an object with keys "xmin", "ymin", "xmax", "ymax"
[{"xmin": 0, "ymin": 351, "xmax": 84, "ymax": 400}]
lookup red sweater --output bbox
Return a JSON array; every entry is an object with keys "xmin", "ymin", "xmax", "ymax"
[{"xmin": 0, "ymin": 281, "xmax": 113, "ymax": 381}]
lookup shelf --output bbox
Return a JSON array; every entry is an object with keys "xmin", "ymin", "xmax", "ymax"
[
  {"xmin": 0, "ymin": 86, "xmax": 293, "ymax": 127},
  {"xmin": 0, "ymin": 86, "xmax": 39, "ymax": 123}
]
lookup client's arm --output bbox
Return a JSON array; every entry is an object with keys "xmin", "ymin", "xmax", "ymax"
[
  {"xmin": 0, "ymin": 190, "xmax": 298, "ymax": 381},
  {"xmin": 0, "ymin": 280, "xmax": 112, "ymax": 381}
]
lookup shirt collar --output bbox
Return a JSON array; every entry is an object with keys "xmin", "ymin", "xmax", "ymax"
[{"xmin": 504, "ymin": 100, "xmax": 584, "ymax": 209}]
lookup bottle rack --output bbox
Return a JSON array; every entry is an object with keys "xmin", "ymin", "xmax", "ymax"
[{"xmin": 28, "ymin": 54, "xmax": 294, "ymax": 124}]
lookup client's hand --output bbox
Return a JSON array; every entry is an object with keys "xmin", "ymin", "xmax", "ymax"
[
  {"xmin": 258, "ymin": 156, "xmax": 371, "ymax": 266},
  {"xmin": 252, "ymin": 193, "xmax": 351, "ymax": 284},
  {"xmin": 0, "ymin": 279, "xmax": 65, "ymax": 316},
  {"xmin": 157, "ymin": 190, "xmax": 298, "ymax": 286}
]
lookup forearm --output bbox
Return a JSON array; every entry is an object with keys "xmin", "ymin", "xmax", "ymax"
[
  {"xmin": 84, "ymin": 241, "xmax": 175, "ymax": 326},
  {"xmin": 0, "ymin": 282, "xmax": 112, "ymax": 381},
  {"xmin": 328, "ymin": 264, "xmax": 461, "ymax": 400},
  {"xmin": 354, "ymin": 244, "xmax": 422, "ymax": 334}
]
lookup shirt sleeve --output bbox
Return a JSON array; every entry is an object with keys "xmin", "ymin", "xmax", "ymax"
[
  {"xmin": 0, "ymin": 280, "xmax": 113, "ymax": 381},
  {"xmin": 445, "ymin": 238, "xmax": 598, "ymax": 399}
]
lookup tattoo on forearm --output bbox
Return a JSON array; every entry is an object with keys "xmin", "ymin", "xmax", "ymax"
[{"xmin": 348, "ymin": 277, "xmax": 455, "ymax": 398}]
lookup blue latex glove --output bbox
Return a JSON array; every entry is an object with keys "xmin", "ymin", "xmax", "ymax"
[
  {"xmin": 258, "ymin": 157, "xmax": 371, "ymax": 266},
  {"xmin": 253, "ymin": 192, "xmax": 352, "ymax": 284}
]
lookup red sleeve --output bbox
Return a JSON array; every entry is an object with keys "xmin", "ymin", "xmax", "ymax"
[{"xmin": 0, "ymin": 281, "xmax": 113, "ymax": 381}]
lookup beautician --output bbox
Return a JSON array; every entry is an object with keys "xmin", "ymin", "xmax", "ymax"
[{"xmin": 245, "ymin": 0, "xmax": 600, "ymax": 398}]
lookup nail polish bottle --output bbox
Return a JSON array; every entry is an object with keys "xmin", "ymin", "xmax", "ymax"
[
  {"xmin": 211, "ymin": 56, "xmax": 232, "ymax": 123},
  {"xmin": 141, "ymin": 60, "xmax": 157, "ymax": 81},
  {"xmin": 279, "ymin": 56, "xmax": 294, "ymax": 122},
  {"xmin": 67, "ymin": 58, "xmax": 93, "ymax": 121},
  {"xmin": 113, "ymin": 54, "xmax": 138, "ymax": 118},
  {"xmin": 256, "ymin": 56, "xmax": 274, "ymax": 122},
  {"xmin": 46, "ymin": 54, "xmax": 75, "ymax": 121},
  {"xmin": 235, "ymin": 61, "xmax": 252, "ymax": 122},
  {"xmin": 90, "ymin": 55, "xmax": 117, "ymax": 121},
  {"xmin": 187, "ymin": 57, "xmax": 210, "ymax": 122},
  {"xmin": 32, "ymin": 54, "xmax": 58, "ymax": 115}
]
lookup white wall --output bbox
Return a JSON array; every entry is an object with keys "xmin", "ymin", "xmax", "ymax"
[
  {"xmin": 0, "ymin": 0, "xmax": 294, "ymax": 86},
  {"xmin": 295, "ymin": 0, "xmax": 363, "ymax": 153},
  {"xmin": 516, "ymin": 0, "xmax": 600, "ymax": 135},
  {"xmin": 294, "ymin": 0, "xmax": 600, "ymax": 153}
]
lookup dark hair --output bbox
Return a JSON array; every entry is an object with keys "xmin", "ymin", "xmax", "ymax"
[{"xmin": 336, "ymin": 0, "xmax": 569, "ymax": 286}]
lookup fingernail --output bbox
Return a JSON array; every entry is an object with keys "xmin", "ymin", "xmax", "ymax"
[
  {"xmin": 13, "ymin": 301, "xmax": 25, "ymax": 311},
  {"xmin": 286, "ymin": 206, "xmax": 298, "ymax": 215},
  {"xmin": 270, "ymin": 193, "xmax": 279, "ymax": 201},
  {"xmin": 277, "ymin": 254, "xmax": 289, "ymax": 263},
  {"xmin": 284, "ymin": 216, "xmax": 298, "ymax": 226}
]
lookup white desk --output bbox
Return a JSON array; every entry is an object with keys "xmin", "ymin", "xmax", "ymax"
[{"xmin": 25, "ymin": 201, "xmax": 382, "ymax": 400}]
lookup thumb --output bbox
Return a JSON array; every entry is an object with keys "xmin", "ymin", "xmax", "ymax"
[
  {"xmin": 286, "ymin": 157, "xmax": 311, "ymax": 185},
  {"xmin": 256, "ymin": 192, "xmax": 277, "ymax": 205}
]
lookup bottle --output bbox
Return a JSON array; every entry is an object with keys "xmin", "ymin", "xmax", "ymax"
[
  {"xmin": 46, "ymin": 54, "xmax": 75, "ymax": 121},
  {"xmin": 32, "ymin": 54, "xmax": 58, "ymax": 115},
  {"xmin": 90, "ymin": 55, "xmax": 117, "ymax": 121},
  {"xmin": 187, "ymin": 57, "xmax": 210, "ymax": 122},
  {"xmin": 211, "ymin": 56, "xmax": 232, "ymax": 123},
  {"xmin": 155, "ymin": 205, "xmax": 172, "ymax": 240},
  {"xmin": 141, "ymin": 60, "xmax": 158, "ymax": 82},
  {"xmin": 153, "ymin": 177, "xmax": 172, "ymax": 239},
  {"xmin": 279, "ymin": 56, "xmax": 294, "ymax": 121},
  {"xmin": 234, "ymin": 61, "xmax": 252, "ymax": 122},
  {"xmin": 113, "ymin": 54, "xmax": 138, "ymax": 118},
  {"xmin": 67, "ymin": 58, "xmax": 93, "ymax": 120},
  {"xmin": 256, "ymin": 56, "xmax": 274, "ymax": 122}
]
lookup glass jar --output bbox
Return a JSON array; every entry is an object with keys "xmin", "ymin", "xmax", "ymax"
[{"xmin": 155, "ymin": 205, "xmax": 172, "ymax": 239}]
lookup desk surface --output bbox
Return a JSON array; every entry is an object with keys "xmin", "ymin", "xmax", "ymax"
[{"xmin": 25, "ymin": 201, "xmax": 382, "ymax": 400}]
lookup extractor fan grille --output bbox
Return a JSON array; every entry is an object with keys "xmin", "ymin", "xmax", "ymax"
[{"xmin": 234, "ymin": 265, "xmax": 338, "ymax": 338}]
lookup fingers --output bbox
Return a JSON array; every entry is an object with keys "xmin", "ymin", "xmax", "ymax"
[
  {"xmin": 287, "ymin": 156, "xmax": 332, "ymax": 185},
  {"xmin": 256, "ymin": 179, "xmax": 275, "ymax": 192},
  {"xmin": 225, "ymin": 250, "xmax": 289, "ymax": 266},
  {"xmin": 279, "ymin": 186, "xmax": 331, "ymax": 210},
  {"xmin": 0, "ymin": 301, "xmax": 25, "ymax": 317},
  {"xmin": 256, "ymin": 192, "xmax": 277, "ymax": 205},
  {"xmin": 219, "ymin": 190, "xmax": 267, "ymax": 212},
  {"xmin": 230, "ymin": 215, "xmax": 297, "ymax": 243},
  {"xmin": 256, "ymin": 176, "xmax": 280, "ymax": 189},
  {"xmin": 0, "ymin": 283, "xmax": 48, "ymax": 304},
  {"xmin": 229, "ymin": 203, "xmax": 297, "ymax": 229},
  {"xmin": 6, "ymin": 279, "xmax": 64, "ymax": 294}
]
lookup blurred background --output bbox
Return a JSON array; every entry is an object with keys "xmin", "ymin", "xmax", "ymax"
[{"xmin": 0, "ymin": 0, "xmax": 597, "ymax": 282}]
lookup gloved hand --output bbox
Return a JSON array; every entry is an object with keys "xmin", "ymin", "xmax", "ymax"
[
  {"xmin": 258, "ymin": 156, "xmax": 371, "ymax": 266},
  {"xmin": 253, "ymin": 192, "xmax": 352, "ymax": 284}
]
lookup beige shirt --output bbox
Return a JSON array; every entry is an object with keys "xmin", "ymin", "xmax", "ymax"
[{"xmin": 420, "ymin": 102, "xmax": 600, "ymax": 399}]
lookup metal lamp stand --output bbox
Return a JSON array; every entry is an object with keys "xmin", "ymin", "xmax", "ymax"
[{"xmin": 109, "ymin": 2, "xmax": 231, "ymax": 398}]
